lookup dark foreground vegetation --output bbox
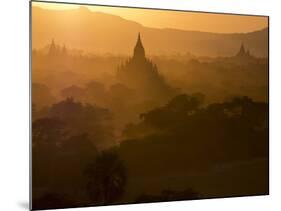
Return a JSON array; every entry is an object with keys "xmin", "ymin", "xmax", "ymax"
[{"xmin": 32, "ymin": 93, "xmax": 268, "ymax": 210}]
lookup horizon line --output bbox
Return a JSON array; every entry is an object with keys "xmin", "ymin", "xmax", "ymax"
[{"xmin": 31, "ymin": 1, "xmax": 269, "ymax": 35}]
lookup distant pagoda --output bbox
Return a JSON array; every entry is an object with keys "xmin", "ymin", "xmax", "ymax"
[
  {"xmin": 116, "ymin": 33, "xmax": 176, "ymax": 101},
  {"xmin": 48, "ymin": 39, "xmax": 68, "ymax": 57},
  {"xmin": 133, "ymin": 33, "xmax": 146, "ymax": 59},
  {"xmin": 236, "ymin": 43, "xmax": 251, "ymax": 58}
]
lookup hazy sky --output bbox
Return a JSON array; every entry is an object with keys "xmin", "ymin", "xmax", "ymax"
[{"xmin": 33, "ymin": 2, "xmax": 268, "ymax": 33}]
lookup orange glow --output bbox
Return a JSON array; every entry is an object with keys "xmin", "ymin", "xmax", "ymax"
[{"xmin": 32, "ymin": 2, "xmax": 268, "ymax": 33}]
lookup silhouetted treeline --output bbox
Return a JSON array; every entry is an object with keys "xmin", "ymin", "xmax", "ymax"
[
  {"xmin": 155, "ymin": 56, "xmax": 268, "ymax": 103},
  {"xmin": 117, "ymin": 94, "xmax": 268, "ymax": 200},
  {"xmin": 33, "ymin": 119, "xmax": 126, "ymax": 209},
  {"xmin": 32, "ymin": 93, "xmax": 268, "ymax": 209},
  {"xmin": 122, "ymin": 94, "xmax": 268, "ymax": 164}
]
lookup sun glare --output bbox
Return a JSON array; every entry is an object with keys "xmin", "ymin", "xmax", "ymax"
[{"xmin": 32, "ymin": 2, "xmax": 79, "ymax": 10}]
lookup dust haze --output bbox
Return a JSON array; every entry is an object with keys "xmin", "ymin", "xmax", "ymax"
[{"xmin": 31, "ymin": 3, "xmax": 269, "ymax": 210}]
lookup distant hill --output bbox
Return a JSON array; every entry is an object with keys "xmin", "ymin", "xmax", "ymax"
[{"xmin": 32, "ymin": 6, "xmax": 268, "ymax": 57}]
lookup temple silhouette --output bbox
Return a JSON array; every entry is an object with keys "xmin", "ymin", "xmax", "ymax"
[
  {"xmin": 117, "ymin": 33, "xmax": 176, "ymax": 102},
  {"xmin": 236, "ymin": 43, "xmax": 252, "ymax": 58},
  {"xmin": 48, "ymin": 39, "xmax": 68, "ymax": 57},
  {"xmin": 133, "ymin": 33, "xmax": 146, "ymax": 59}
]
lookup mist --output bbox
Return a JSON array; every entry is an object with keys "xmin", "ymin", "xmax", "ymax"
[{"xmin": 31, "ymin": 4, "xmax": 269, "ymax": 210}]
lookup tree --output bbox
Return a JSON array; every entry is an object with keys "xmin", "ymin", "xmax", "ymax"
[
  {"xmin": 32, "ymin": 118, "xmax": 98, "ymax": 208},
  {"xmin": 32, "ymin": 117, "xmax": 67, "ymax": 194},
  {"xmin": 165, "ymin": 93, "xmax": 203, "ymax": 114},
  {"xmin": 49, "ymin": 98, "xmax": 114, "ymax": 149},
  {"xmin": 86, "ymin": 150, "xmax": 127, "ymax": 205},
  {"xmin": 32, "ymin": 83, "xmax": 56, "ymax": 109},
  {"xmin": 32, "ymin": 117, "xmax": 66, "ymax": 147}
]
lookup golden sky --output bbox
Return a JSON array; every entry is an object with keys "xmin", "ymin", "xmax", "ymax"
[{"xmin": 32, "ymin": 1, "xmax": 268, "ymax": 33}]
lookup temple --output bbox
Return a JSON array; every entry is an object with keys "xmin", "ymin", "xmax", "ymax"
[
  {"xmin": 48, "ymin": 39, "xmax": 68, "ymax": 57},
  {"xmin": 236, "ymin": 43, "xmax": 251, "ymax": 58},
  {"xmin": 116, "ymin": 33, "xmax": 176, "ymax": 101}
]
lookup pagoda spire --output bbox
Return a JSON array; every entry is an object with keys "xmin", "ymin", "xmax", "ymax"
[
  {"xmin": 133, "ymin": 32, "xmax": 145, "ymax": 59},
  {"xmin": 237, "ymin": 42, "xmax": 246, "ymax": 57},
  {"xmin": 137, "ymin": 32, "xmax": 141, "ymax": 42},
  {"xmin": 49, "ymin": 39, "xmax": 57, "ymax": 56}
]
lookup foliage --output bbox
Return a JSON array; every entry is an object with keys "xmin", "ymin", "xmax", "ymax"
[{"xmin": 86, "ymin": 149, "xmax": 127, "ymax": 205}]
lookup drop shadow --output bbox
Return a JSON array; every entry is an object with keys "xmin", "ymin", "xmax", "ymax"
[{"xmin": 17, "ymin": 201, "xmax": 29, "ymax": 210}]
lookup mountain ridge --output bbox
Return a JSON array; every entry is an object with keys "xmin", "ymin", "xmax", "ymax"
[{"xmin": 32, "ymin": 6, "xmax": 268, "ymax": 57}]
